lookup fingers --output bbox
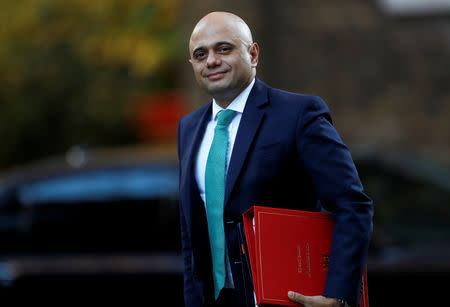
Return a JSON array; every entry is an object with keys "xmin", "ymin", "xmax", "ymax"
[
  {"xmin": 288, "ymin": 292, "xmax": 339, "ymax": 307},
  {"xmin": 288, "ymin": 291, "xmax": 310, "ymax": 305}
]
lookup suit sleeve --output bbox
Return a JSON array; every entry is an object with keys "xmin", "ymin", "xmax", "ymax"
[
  {"xmin": 179, "ymin": 204, "xmax": 204, "ymax": 306},
  {"xmin": 295, "ymin": 96, "xmax": 374, "ymax": 305},
  {"xmin": 178, "ymin": 119, "xmax": 204, "ymax": 307}
]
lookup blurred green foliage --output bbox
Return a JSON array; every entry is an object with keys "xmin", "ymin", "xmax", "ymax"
[{"xmin": 0, "ymin": 0, "xmax": 182, "ymax": 170}]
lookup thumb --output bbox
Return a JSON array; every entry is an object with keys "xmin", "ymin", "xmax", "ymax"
[{"xmin": 288, "ymin": 291, "xmax": 309, "ymax": 305}]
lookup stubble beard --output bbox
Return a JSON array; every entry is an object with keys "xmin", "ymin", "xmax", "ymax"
[
  {"xmin": 200, "ymin": 70, "xmax": 254, "ymax": 107},
  {"xmin": 204, "ymin": 78, "xmax": 238, "ymax": 105}
]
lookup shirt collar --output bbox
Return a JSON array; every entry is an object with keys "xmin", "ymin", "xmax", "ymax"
[{"xmin": 211, "ymin": 78, "xmax": 255, "ymax": 121}]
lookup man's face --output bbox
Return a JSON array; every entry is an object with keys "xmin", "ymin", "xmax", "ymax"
[{"xmin": 189, "ymin": 20, "xmax": 258, "ymax": 104}]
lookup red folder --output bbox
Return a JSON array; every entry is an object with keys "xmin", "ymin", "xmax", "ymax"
[{"xmin": 242, "ymin": 206, "xmax": 369, "ymax": 307}]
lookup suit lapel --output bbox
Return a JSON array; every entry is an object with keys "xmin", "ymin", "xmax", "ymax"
[
  {"xmin": 181, "ymin": 103, "xmax": 211, "ymax": 228},
  {"xmin": 185, "ymin": 104, "xmax": 211, "ymax": 177},
  {"xmin": 224, "ymin": 79, "xmax": 269, "ymax": 208}
]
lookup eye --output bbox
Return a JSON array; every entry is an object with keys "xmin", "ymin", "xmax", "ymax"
[
  {"xmin": 219, "ymin": 46, "xmax": 231, "ymax": 53},
  {"xmin": 194, "ymin": 51, "xmax": 206, "ymax": 60}
]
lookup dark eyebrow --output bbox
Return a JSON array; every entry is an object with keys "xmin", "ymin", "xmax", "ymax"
[
  {"xmin": 192, "ymin": 46, "xmax": 205, "ymax": 56},
  {"xmin": 192, "ymin": 41, "xmax": 234, "ymax": 56}
]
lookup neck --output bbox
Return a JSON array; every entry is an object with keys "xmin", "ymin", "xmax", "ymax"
[
  {"xmin": 213, "ymin": 94, "xmax": 237, "ymax": 109},
  {"xmin": 212, "ymin": 76, "xmax": 255, "ymax": 109}
]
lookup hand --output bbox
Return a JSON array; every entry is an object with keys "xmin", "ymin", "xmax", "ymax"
[{"xmin": 288, "ymin": 291, "xmax": 341, "ymax": 307}]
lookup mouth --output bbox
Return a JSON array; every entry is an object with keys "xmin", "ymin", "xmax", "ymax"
[{"xmin": 205, "ymin": 71, "xmax": 227, "ymax": 81}]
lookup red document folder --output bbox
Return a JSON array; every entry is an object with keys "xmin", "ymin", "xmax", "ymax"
[{"xmin": 242, "ymin": 206, "xmax": 369, "ymax": 307}]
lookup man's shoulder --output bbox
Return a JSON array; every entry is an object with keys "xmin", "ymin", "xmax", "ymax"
[
  {"xmin": 259, "ymin": 82, "xmax": 331, "ymax": 121},
  {"xmin": 268, "ymin": 85, "xmax": 325, "ymax": 106},
  {"xmin": 179, "ymin": 102, "xmax": 211, "ymax": 127}
]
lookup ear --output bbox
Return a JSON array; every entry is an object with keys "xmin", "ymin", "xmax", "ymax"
[{"xmin": 249, "ymin": 42, "xmax": 259, "ymax": 68}]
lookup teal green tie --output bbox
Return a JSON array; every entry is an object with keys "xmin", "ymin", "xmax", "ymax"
[{"xmin": 205, "ymin": 109, "xmax": 237, "ymax": 300}]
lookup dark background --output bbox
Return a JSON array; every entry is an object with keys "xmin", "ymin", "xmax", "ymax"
[{"xmin": 0, "ymin": 1, "xmax": 449, "ymax": 306}]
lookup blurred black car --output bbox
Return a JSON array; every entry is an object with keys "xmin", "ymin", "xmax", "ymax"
[
  {"xmin": 0, "ymin": 145, "xmax": 449, "ymax": 306},
  {"xmin": 354, "ymin": 149, "xmax": 450, "ymax": 306},
  {"xmin": 0, "ymin": 145, "xmax": 183, "ymax": 305}
]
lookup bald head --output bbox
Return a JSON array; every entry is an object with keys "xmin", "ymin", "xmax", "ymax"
[
  {"xmin": 190, "ymin": 12, "xmax": 253, "ymax": 51},
  {"xmin": 188, "ymin": 11, "xmax": 259, "ymax": 108}
]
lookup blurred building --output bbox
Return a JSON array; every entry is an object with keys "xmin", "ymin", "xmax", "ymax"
[{"xmin": 179, "ymin": 0, "xmax": 450, "ymax": 167}]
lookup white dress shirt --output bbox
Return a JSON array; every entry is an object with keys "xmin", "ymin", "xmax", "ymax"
[
  {"xmin": 195, "ymin": 78, "xmax": 255, "ymax": 290},
  {"xmin": 195, "ymin": 78, "xmax": 255, "ymax": 204}
]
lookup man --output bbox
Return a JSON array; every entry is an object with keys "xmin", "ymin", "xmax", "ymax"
[{"xmin": 177, "ymin": 11, "xmax": 373, "ymax": 307}]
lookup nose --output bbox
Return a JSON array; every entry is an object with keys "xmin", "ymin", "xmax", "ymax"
[{"xmin": 206, "ymin": 52, "xmax": 221, "ymax": 68}]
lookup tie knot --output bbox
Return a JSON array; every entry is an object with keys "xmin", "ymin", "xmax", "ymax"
[{"xmin": 217, "ymin": 109, "xmax": 237, "ymax": 127}]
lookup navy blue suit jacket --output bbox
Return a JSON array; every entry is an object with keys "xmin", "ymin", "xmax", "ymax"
[{"xmin": 177, "ymin": 79, "xmax": 373, "ymax": 307}]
